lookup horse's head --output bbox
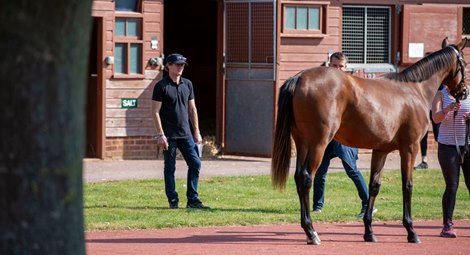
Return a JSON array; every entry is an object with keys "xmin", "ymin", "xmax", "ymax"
[{"xmin": 442, "ymin": 37, "xmax": 468, "ymax": 101}]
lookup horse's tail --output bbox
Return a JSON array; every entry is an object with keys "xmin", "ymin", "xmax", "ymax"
[{"xmin": 271, "ymin": 74, "xmax": 300, "ymax": 190}]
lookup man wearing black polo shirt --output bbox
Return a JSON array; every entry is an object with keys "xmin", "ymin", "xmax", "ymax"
[{"xmin": 151, "ymin": 53, "xmax": 209, "ymax": 209}]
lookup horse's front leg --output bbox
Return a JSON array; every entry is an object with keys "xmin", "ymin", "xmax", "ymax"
[
  {"xmin": 400, "ymin": 148, "xmax": 421, "ymax": 243},
  {"xmin": 294, "ymin": 156, "xmax": 320, "ymax": 245},
  {"xmin": 363, "ymin": 150, "xmax": 387, "ymax": 242}
]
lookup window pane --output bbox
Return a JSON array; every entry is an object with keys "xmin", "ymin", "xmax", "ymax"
[
  {"xmin": 308, "ymin": 8, "xmax": 320, "ymax": 30},
  {"xmin": 226, "ymin": 1, "xmax": 274, "ymax": 66},
  {"xmin": 285, "ymin": 7, "xmax": 296, "ymax": 29},
  {"xmin": 226, "ymin": 2, "xmax": 249, "ymax": 62},
  {"xmin": 366, "ymin": 8, "xmax": 389, "ymax": 63},
  {"xmin": 342, "ymin": 6, "xmax": 390, "ymax": 64},
  {"xmin": 251, "ymin": 3, "xmax": 274, "ymax": 63},
  {"xmin": 463, "ymin": 8, "xmax": 470, "ymax": 35},
  {"xmin": 115, "ymin": 18, "xmax": 126, "ymax": 36},
  {"xmin": 116, "ymin": 0, "xmax": 138, "ymax": 11},
  {"xmin": 130, "ymin": 44, "xmax": 142, "ymax": 74},
  {"xmin": 297, "ymin": 7, "xmax": 307, "ymax": 29},
  {"xmin": 115, "ymin": 43, "xmax": 126, "ymax": 74},
  {"xmin": 342, "ymin": 7, "xmax": 365, "ymax": 63},
  {"xmin": 127, "ymin": 19, "xmax": 141, "ymax": 37}
]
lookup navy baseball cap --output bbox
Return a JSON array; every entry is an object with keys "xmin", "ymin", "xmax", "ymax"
[{"xmin": 166, "ymin": 53, "xmax": 187, "ymax": 65}]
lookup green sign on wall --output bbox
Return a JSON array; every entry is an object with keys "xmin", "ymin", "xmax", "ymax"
[{"xmin": 121, "ymin": 98, "xmax": 138, "ymax": 108}]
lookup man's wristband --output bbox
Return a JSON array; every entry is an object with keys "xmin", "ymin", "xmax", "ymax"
[{"xmin": 155, "ymin": 134, "xmax": 165, "ymax": 139}]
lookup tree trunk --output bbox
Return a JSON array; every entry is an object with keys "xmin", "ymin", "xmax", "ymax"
[{"xmin": 0, "ymin": 0, "xmax": 92, "ymax": 254}]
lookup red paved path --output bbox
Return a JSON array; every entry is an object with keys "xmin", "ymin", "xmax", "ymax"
[{"xmin": 86, "ymin": 219, "xmax": 470, "ymax": 255}]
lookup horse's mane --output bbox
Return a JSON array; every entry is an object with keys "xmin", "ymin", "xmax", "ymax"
[{"xmin": 384, "ymin": 46, "xmax": 456, "ymax": 82}]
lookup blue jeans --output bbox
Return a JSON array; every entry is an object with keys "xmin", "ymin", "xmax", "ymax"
[
  {"xmin": 313, "ymin": 140, "xmax": 369, "ymax": 210},
  {"xmin": 163, "ymin": 137, "xmax": 202, "ymax": 203}
]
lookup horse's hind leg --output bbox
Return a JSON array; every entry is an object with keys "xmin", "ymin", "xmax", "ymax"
[
  {"xmin": 363, "ymin": 150, "xmax": 387, "ymax": 242},
  {"xmin": 400, "ymin": 148, "xmax": 421, "ymax": 243},
  {"xmin": 294, "ymin": 148, "xmax": 322, "ymax": 245}
]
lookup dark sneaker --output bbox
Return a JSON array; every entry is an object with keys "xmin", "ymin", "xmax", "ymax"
[
  {"xmin": 169, "ymin": 198, "xmax": 179, "ymax": 209},
  {"xmin": 440, "ymin": 223, "xmax": 457, "ymax": 238},
  {"xmin": 186, "ymin": 200, "xmax": 210, "ymax": 209},
  {"xmin": 414, "ymin": 161, "xmax": 429, "ymax": 170},
  {"xmin": 358, "ymin": 207, "xmax": 378, "ymax": 219}
]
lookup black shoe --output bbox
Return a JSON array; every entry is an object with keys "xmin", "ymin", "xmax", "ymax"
[
  {"xmin": 414, "ymin": 161, "xmax": 428, "ymax": 170},
  {"xmin": 186, "ymin": 200, "xmax": 210, "ymax": 209},
  {"xmin": 169, "ymin": 198, "xmax": 179, "ymax": 209}
]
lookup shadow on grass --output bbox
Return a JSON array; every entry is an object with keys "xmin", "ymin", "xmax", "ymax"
[{"xmin": 85, "ymin": 204, "xmax": 297, "ymax": 214}]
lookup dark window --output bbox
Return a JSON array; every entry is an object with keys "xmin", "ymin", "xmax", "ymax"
[
  {"xmin": 252, "ymin": 3, "xmax": 274, "ymax": 63},
  {"xmin": 226, "ymin": 3, "xmax": 249, "ymax": 63},
  {"xmin": 342, "ymin": 6, "xmax": 390, "ymax": 64},
  {"xmin": 463, "ymin": 8, "xmax": 470, "ymax": 35},
  {"xmin": 115, "ymin": 0, "xmax": 140, "ymax": 12},
  {"xmin": 226, "ymin": 2, "xmax": 273, "ymax": 64}
]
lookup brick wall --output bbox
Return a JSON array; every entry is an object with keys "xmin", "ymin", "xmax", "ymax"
[
  {"xmin": 105, "ymin": 132, "xmax": 438, "ymax": 160},
  {"xmin": 427, "ymin": 132, "xmax": 438, "ymax": 154},
  {"xmin": 105, "ymin": 136, "xmax": 158, "ymax": 159}
]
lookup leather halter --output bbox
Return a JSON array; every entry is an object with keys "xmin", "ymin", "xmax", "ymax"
[
  {"xmin": 447, "ymin": 45, "xmax": 467, "ymax": 100},
  {"xmin": 448, "ymin": 45, "xmax": 469, "ymax": 161}
]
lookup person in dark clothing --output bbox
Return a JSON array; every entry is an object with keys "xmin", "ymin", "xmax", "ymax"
[
  {"xmin": 312, "ymin": 52, "xmax": 376, "ymax": 218},
  {"xmin": 431, "ymin": 84, "xmax": 470, "ymax": 238},
  {"xmin": 151, "ymin": 53, "xmax": 209, "ymax": 209},
  {"xmin": 415, "ymin": 84, "xmax": 445, "ymax": 169}
]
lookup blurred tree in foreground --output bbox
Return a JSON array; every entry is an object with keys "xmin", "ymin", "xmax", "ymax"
[{"xmin": 0, "ymin": 0, "xmax": 92, "ymax": 254}]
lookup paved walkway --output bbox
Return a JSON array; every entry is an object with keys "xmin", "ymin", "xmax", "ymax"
[
  {"xmin": 84, "ymin": 151, "xmax": 465, "ymax": 255},
  {"xmin": 83, "ymin": 150, "xmax": 439, "ymax": 183},
  {"xmin": 86, "ymin": 220, "xmax": 470, "ymax": 255}
]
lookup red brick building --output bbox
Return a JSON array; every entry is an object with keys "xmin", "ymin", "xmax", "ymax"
[{"xmin": 88, "ymin": 0, "xmax": 470, "ymax": 159}]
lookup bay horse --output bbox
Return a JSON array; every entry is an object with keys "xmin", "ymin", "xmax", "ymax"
[{"xmin": 271, "ymin": 37, "xmax": 468, "ymax": 245}]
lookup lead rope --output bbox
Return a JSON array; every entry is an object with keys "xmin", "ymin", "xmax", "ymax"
[
  {"xmin": 453, "ymin": 106, "xmax": 463, "ymax": 163},
  {"xmin": 465, "ymin": 114, "xmax": 470, "ymax": 158},
  {"xmin": 453, "ymin": 100, "xmax": 469, "ymax": 164}
]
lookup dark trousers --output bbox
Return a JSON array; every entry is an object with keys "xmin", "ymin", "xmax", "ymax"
[
  {"xmin": 437, "ymin": 143, "xmax": 470, "ymax": 224},
  {"xmin": 420, "ymin": 111, "xmax": 441, "ymax": 157},
  {"xmin": 163, "ymin": 137, "xmax": 201, "ymax": 203},
  {"xmin": 313, "ymin": 140, "xmax": 369, "ymax": 210}
]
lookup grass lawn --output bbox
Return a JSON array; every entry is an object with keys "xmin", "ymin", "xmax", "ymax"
[{"xmin": 84, "ymin": 169, "xmax": 470, "ymax": 231}]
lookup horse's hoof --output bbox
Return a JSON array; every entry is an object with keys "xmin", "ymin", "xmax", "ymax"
[
  {"xmin": 306, "ymin": 231, "xmax": 321, "ymax": 245},
  {"xmin": 408, "ymin": 235, "xmax": 421, "ymax": 243},
  {"xmin": 364, "ymin": 233, "xmax": 378, "ymax": 242}
]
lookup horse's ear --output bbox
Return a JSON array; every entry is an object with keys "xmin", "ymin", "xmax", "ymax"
[
  {"xmin": 457, "ymin": 37, "xmax": 468, "ymax": 51},
  {"xmin": 441, "ymin": 37, "xmax": 449, "ymax": 49}
]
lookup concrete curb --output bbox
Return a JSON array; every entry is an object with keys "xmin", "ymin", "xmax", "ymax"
[{"xmin": 84, "ymin": 151, "xmax": 439, "ymax": 183}]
